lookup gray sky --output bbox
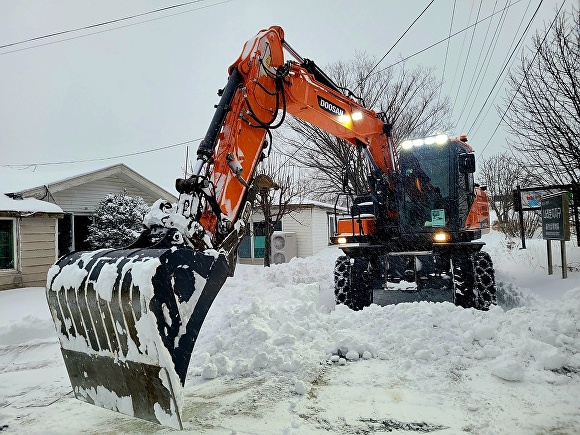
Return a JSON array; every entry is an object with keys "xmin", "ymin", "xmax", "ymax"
[{"xmin": 0, "ymin": 0, "xmax": 569, "ymax": 194}]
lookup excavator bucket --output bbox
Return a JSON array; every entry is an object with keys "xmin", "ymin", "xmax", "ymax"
[{"xmin": 45, "ymin": 231, "xmax": 229, "ymax": 429}]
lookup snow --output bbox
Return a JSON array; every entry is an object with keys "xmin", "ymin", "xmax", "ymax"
[
  {"xmin": 0, "ymin": 194, "xmax": 62, "ymax": 214},
  {"xmin": 1, "ymin": 228, "xmax": 580, "ymax": 434}
]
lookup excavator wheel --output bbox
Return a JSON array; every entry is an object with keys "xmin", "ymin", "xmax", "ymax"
[
  {"xmin": 451, "ymin": 252, "xmax": 477, "ymax": 309},
  {"xmin": 474, "ymin": 251, "xmax": 497, "ymax": 310},
  {"xmin": 334, "ymin": 255, "xmax": 372, "ymax": 311},
  {"xmin": 45, "ymin": 229, "xmax": 229, "ymax": 429},
  {"xmin": 334, "ymin": 255, "xmax": 351, "ymax": 305},
  {"xmin": 452, "ymin": 250, "xmax": 496, "ymax": 310}
]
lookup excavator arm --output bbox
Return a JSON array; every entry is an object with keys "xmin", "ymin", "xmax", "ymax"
[{"xmin": 172, "ymin": 26, "xmax": 396, "ymax": 256}]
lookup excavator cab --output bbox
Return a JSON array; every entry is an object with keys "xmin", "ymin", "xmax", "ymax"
[
  {"xmin": 333, "ymin": 134, "xmax": 487, "ymax": 247},
  {"xmin": 397, "ymin": 135, "xmax": 483, "ymax": 245}
]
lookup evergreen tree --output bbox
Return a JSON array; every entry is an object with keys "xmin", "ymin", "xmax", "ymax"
[{"xmin": 86, "ymin": 191, "xmax": 149, "ymax": 249}]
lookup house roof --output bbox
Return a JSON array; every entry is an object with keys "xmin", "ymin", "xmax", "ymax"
[
  {"xmin": 0, "ymin": 163, "xmax": 177, "ymax": 203},
  {"xmin": 0, "ymin": 194, "xmax": 63, "ymax": 214},
  {"xmin": 286, "ymin": 198, "xmax": 347, "ymax": 212},
  {"xmin": 297, "ymin": 198, "xmax": 342, "ymax": 210}
]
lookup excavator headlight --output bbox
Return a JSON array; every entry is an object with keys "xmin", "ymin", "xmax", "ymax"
[
  {"xmin": 351, "ymin": 111, "xmax": 363, "ymax": 121},
  {"xmin": 433, "ymin": 231, "xmax": 450, "ymax": 242},
  {"xmin": 337, "ymin": 236, "xmax": 348, "ymax": 244},
  {"xmin": 338, "ymin": 114, "xmax": 351, "ymax": 124},
  {"xmin": 400, "ymin": 134, "xmax": 449, "ymax": 149}
]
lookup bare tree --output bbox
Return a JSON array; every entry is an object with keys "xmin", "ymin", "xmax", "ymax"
[
  {"xmin": 278, "ymin": 52, "xmax": 453, "ymax": 203},
  {"xmin": 253, "ymin": 153, "xmax": 308, "ymax": 266},
  {"xmin": 479, "ymin": 152, "xmax": 541, "ymax": 237},
  {"xmin": 503, "ymin": 7, "xmax": 580, "ymax": 188}
]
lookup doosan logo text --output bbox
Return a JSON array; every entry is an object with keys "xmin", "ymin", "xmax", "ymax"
[{"xmin": 317, "ymin": 96, "xmax": 345, "ymax": 116}]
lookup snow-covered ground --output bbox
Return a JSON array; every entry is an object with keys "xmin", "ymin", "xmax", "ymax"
[{"xmin": 1, "ymin": 229, "xmax": 579, "ymax": 434}]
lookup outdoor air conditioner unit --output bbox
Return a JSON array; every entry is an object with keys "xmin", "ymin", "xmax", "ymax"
[{"xmin": 270, "ymin": 231, "xmax": 297, "ymax": 264}]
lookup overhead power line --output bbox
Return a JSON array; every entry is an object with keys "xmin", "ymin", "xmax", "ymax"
[
  {"xmin": 0, "ymin": 0, "xmax": 207, "ymax": 49},
  {"xmin": 451, "ymin": 1, "xmax": 483, "ymax": 110},
  {"xmin": 465, "ymin": 0, "xmax": 544, "ymax": 136},
  {"xmin": 458, "ymin": 0, "xmax": 515, "ymax": 133},
  {"xmin": 1, "ymin": 139, "xmax": 201, "ymax": 168},
  {"xmin": 452, "ymin": 0, "xmax": 484, "ymax": 113},
  {"xmin": 476, "ymin": 1, "xmax": 564, "ymax": 159},
  {"xmin": 436, "ymin": 0, "xmax": 457, "ymax": 106},
  {"xmin": 0, "ymin": 0, "xmax": 232, "ymax": 55},
  {"xmin": 374, "ymin": 0, "xmax": 524, "ymax": 74},
  {"xmin": 449, "ymin": 1, "xmax": 476, "ymax": 105},
  {"xmin": 361, "ymin": 0, "xmax": 435, "ymax": 83},
  {"xmin": 465, "ymin": 0, "xmax": 532, "ymax": 136}
]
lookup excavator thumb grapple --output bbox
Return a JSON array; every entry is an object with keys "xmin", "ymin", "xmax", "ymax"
[{"xmin": 46, "ymin": 228, "xmax": 229, "ymax": 429}]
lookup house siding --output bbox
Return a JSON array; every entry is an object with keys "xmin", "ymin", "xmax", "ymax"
[
  {"xmin": 0, "ymin": 217, "xmax": 57, "ymax": 291},
  {"xmin": 281, "ymin": 208, "xmax": 313, "ymax": 258},
  {"xmin": 236, "ymin": 204, "xmax": 335, "ymax": 264},
  {"xmin": 49, "ymin": 174, "xmax": 167, "ymax": 213},
  {"xmin": 311, "ymin": 208, "xmax": 330, "ymax": 252}
]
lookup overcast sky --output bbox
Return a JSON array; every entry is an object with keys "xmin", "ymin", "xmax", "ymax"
[{"xmin": 0, "ymin": 0, "xmax": 569, "ymax": 194}]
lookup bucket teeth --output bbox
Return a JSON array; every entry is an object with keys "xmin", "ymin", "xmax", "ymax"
[{"xmin": 46, "ymin": 246, "xmax": 229, "ymax": 429}]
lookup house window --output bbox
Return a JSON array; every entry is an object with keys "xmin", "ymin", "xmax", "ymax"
[
  {"xmin": 253, "ymin": 222, "xmax": 267, "ymax": 259},
  {"xmin": 238, "ymin": 235, "xmax": 251, "ymax": 258},
  {"xmin": 58, "ymin": 214, "xmax": 73, "ymax": 257},
  {"xmin": 57, "ymin": 214, "xmax": 93, "ymax": 254},
  {"xmin": 327, "ymin": 212, "xmax": 337, "ymax": 244},
  {"xmin": 74, "ymin": 215, "xmax": 92, "ymax": 251},
  {"xmin": 0, "ymin": 219, "xmax": 16, "ymax": 270}
]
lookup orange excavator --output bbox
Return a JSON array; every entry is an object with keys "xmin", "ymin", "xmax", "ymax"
[{"xmin": 46, "ymin": 26, "xmax": 495, "ymax": 428}]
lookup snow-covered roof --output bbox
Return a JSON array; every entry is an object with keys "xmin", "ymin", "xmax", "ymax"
[
  {"xmin": 0, "ymin": 194, "xmax": 63, "ymax": 214},
  {"xmin": 285, "ymin": 198, "xmax": 347, "ymax": 212},
  {"xmin": 299, "ymin": 198, "xmax": 341, "ymax": 209},
  {"xmin": 0, "ymin": 164, "xmax": 106, "ymax": 194}
]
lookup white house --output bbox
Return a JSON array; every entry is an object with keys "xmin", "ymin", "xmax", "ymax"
[
  {"xmin": 239, "ymin": 200, "xmax": 342, "ymax": 265},
  {"xmin": 0, "ymin": 164, "xmax": 176, "ymax": 290},
  {"xmin": 0, "ymin": 194, "xmax": 63, "ymax": 290}
]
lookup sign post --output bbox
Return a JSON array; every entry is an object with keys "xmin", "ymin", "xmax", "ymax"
[{"xmin": 541, "ymin": 192, "xmax": 570, "ymax": 279}]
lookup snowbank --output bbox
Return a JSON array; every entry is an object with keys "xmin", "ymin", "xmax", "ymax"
[{"xmin": 1, "ymin": 231, "xmax": 579, "ymax": 434}]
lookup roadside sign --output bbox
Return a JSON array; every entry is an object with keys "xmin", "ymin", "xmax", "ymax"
[
  {"xmin": 520, "ymin": 189, "xmax": 561, "ymax": 210},
  {"xmin": 541, "ymin": 192, "xmax": 570, "ymax": 241}
]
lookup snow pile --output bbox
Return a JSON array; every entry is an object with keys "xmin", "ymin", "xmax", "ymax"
[{"xmin": 188, "ymin": 245, "xmax": 580, "ymax": 394}]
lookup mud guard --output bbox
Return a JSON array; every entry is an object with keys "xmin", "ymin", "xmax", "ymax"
[{"xmin": 46, "ymin": 243, "xmax": 229, "ymax": 429}]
